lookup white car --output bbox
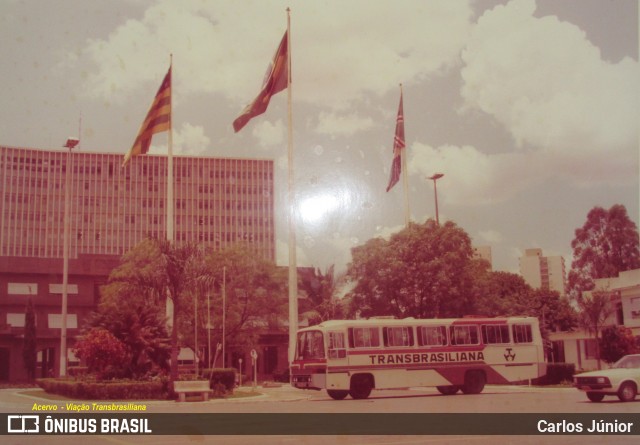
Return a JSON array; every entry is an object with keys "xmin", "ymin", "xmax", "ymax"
[{"xmin": 573, "ymin": 354, "xmax": 640, "ymax": 402}]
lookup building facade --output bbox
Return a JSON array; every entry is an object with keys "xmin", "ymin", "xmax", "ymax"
[
  {"xmin": 0, "ymin": 145, "xmax": 280, "ymax": 381},
  {"xmin": 549, "ymin": 269, "xmax": 640, "ymax": 371},
  {"xmin": 0, "ymin": 145, "xmax": 275, "ymax": 260},
  {"xmin": 519, "ymin": 248, "xmax": 566, "ymax": 296}
]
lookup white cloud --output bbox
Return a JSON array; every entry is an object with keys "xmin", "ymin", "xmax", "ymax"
[
  {"xmin": 478, "ymin": 230, "xmax": 504, "ymax": 244},
  {"xmin": 315, "ymin": 111, "xmax": 373, "ymax": 137},
  {"xmin": 252, "ymin": 119, "xmax": 285, "ymax": 148},
  {"xmin": 74, "ymin": 1, "xmax": 474, "ymax": 109},
  {"xmin": 460, "ymin": 0, "xmax": 639, "ymax": 185},
  {"xmin": 408, "ymin": 142, "xmax": 540, "ymax": 205},
  {"xmin": 148, "ymin": 122, "xmax": 210, "ymax": 156}
]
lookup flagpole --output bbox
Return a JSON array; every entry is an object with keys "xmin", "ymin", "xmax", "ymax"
[
  {"xmin": 286, "ymin": 7, "xmax": 298, "ymax": 364},
  {"xmin": 400, "ymin": 84, "xmax": 410, "ymax": 226},
  {"xmin": 167, "ymin": 54, "xmax": 174, "ymax": 243}
]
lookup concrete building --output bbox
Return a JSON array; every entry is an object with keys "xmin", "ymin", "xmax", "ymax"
[
  {"xmin": 519, "ymin": 248, "xmax": 566, "ymax": 296},
  {"xmin": 0, "ymin": 145, "xmax": 285, "ymax": 381},
  {"xmin": 473, "ymin": 245, "xmax": 492, "ymax": 270},
  {"xmin": 548, "ymin": 269, "xmax": 640, "ymax": 371}
]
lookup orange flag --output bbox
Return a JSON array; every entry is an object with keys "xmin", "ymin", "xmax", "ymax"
[{"xmin": 233, "ymin": 31, "xmax": 288, "ymax": 132}]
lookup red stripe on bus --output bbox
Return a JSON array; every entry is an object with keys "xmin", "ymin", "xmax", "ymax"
[{"xmin": 347, "ymin": 345, "xmax": 485, "ymax": 355}]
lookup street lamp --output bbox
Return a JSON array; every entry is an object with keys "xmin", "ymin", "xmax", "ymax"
[
  {"xmin": 427, "ymin": 173, "xmax": 444, "ymax": 225},
  {"xmin": 60, "ymin": 137, "xmax": 78, "ymax": 377}
]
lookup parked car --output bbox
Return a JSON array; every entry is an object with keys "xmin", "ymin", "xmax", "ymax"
[{"xmin": 573, "ymin": 354, "xmax": 640, "ymax": 402}]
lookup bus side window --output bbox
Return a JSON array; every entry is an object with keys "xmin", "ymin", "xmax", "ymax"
[
  {"xmin": 450, "ymin": 325, "xmax": 479, "ymax": 346},
  {"xmin": 349, "ymin": 327, "xmax": 380, "ymax": 348},
  {"xmin": 417, "ymin": 326, "xmax": 447, "ymax": 346},
  {"xmin": 481, "ymin": 324, "xmax": 510, "ymax": 344},
  {"xmin": 328, "ymin": 331, "xmax": 346, "ymax": 359},
  {"xmin": 383, "ymin": 326, "xmax": 413, "ymax": 347},
  {"xmin": 513, "ymin": 324, "xmax": 533, "ymax": 343}
]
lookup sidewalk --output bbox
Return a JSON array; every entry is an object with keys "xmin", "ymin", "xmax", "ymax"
[{"xmin": 233, "ymin": 383, "xmax": 314, "ymax": 402}]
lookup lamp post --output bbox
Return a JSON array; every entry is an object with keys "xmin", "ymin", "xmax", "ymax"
[
  {"xmin": 427, "ymin": 173, "xmax": 444, "ymax": 225},
  {"xmin": 60, "ymin": 137, "xmax": 78, "ymax": 377}
]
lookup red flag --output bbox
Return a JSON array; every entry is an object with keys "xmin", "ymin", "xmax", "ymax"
[
  {"xmin": 123, "ymin": 65, "xmax": 171, "ymax": 167},
  {"xmin": 233, "ymin": 31, "xmax": 288, "ymax": 132},
  {"xmin": 386, "ymin": 91, "xmax": 405, "ymax": 192}
]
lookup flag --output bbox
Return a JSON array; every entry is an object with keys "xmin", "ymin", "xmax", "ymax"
[
  {"xmin": 233, "ymin": 31, "xmax": 288, "ymax": 132},
  {"xmin": 123, "ymin": 65, "xmax": 172, "ymax": 166},
  {"xmin": 386, "ymin": 90, "xmax": 405, "ymax": 192}
]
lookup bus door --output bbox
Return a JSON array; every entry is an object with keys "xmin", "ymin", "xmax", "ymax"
[{"xmin": 326, "ymin": 330, "xmax": 349, "ymax": 390}]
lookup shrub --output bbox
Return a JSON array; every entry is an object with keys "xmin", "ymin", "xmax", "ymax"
[
  {"xmin": 539, "ymin": 363, "xmax": 576, "ymax": 385},
  {"xmin": 201, "ymin": 368, "xmax": 236, "ymax": 392},
  {"xmin": 36, "ymin": 378, "xmax": 169, "ymax": 400},
  {"xmin": 73, "ymin": 328, "xmax": 129, "ymax": 380}
]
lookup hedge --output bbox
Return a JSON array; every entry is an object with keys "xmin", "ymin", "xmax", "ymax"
[
  {"xmin": 200, "ymin": 368, "xmax": 236, "ymax": 392},
  {"xmin": 36, "ymin": 378, "xmax": 169, "ymax": 400},
  {"xmin": 538, "ymin": 363, "xmax": 576, "ymax": 385}
]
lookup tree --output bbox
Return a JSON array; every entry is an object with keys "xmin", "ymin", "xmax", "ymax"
[
  {"xmin": 89, "ymin": 287, "xmax": 170, "ymax": 379},
  {"xmin": 599, "ymin": 325, "xmax": 639, "ymax": 364},
  {"xmin": 102, "ymin": 238, "xmax": 201, "ymax": 381},
  {"xmin": 473, "ymin": 271, "xmax": 533, "ymax": 317},
  {"xmin": 577, "ymin": 290, "xmax": 614, "ymax": 370},
  {"xmin": 299, "ymin": 265, "xmax": 346, "ymax": 325},
  {"xmin": 203, "ymin": 244, "xmax": 287, "ymax": 356},
  {"xmin": 73, "ymin": 328, "xmax": 129, "ymax": 380},
  {"xmin": 346, "ymin": 220, "xmax": 477, "ymax": 319},
  {"xmin": 568, "ymin": 204, "xmax": 640, "ymax": 300},
  {"xmin": 22, "ymin": 299, "xmax": 37, "ymax": 382}
]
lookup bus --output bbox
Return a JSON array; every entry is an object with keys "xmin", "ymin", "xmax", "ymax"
[{"xmin": 291, "ymin": 316, "xmax": 546, "ymax": 400}]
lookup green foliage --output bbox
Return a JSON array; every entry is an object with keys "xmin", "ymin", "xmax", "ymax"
[
  {"xmin": 539, "ymin": 363, "xmax": 576, "ymax": 385},
  {"xmin": 73, "ymin": 328, "xmax": 129, "ymax": 380},
  {"xmin": 22, "ymin": 299, "xmax": 37, "ymax": 381},
  {"xmin": 473, "ymin": 271, "xmax": 533, "ymax": 317},
  {"xmin": 576, "ymin": 290, "xmax": 615, "ymax": 369},
  {"xmin": 299, "ymin": 265, "xmax": 345, "ymax": 325},
  {"xmin": 568, "ymin": 204, "xmax": 640, "ymax": 300},
  {"xmin": 347, "ymin": 220, "xmax": 480, "ymax": 318},
  {"xmin": 36, "ymin": 378, "xmax": 169, "ymax": 400},
  {"xmin": 599, "ymin": 325, "xmax": 640, "ymax": 364},
  {"xmin": 201, "ymin": 368, "xmax": 236, "ymax": 392},
  {"xmin": 203, "ymin": 244, "xmax": 287, "ymax": 353},
  {"xmin": 90, "ymin": 291, "xmax": 170, "ymax": 380}
]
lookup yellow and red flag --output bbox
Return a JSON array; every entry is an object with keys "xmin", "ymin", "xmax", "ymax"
[
  {"xmin": 233, "ymin": 31, "xmax": 288, "ymax": 132},
  {"xmin": 123, "ymin": 65, "xmax": 171, "ymax": 166}
]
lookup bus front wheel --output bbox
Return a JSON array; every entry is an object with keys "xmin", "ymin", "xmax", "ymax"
[
  {"xmin": 461, "ymin": 370, "xmax": 486, "ymax": 394},
  {"xmin": 349, "ymin": 374, "xmax": 373, "ymax": 399},
  {"xmin": 327, "ymin": 390, "xmax": 349, "ymax": 400}
]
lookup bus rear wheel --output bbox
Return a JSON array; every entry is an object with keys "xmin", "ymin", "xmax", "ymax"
[
  {"xmin": 327, "ymin": 390, "xmax": 349, "ymax": 400},
  {"xmin": 437, "ymin": 385, "xmax": 459, "ymax": 395},
  {"xmin": 461, "ymin": 370, "xmax": 486, "ymax": 394},
  {"xmin": 349, "ymin": 374, "xmax": 373, "ymax": 399}
]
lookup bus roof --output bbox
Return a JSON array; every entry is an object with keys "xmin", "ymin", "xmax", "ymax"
[{"xmin": 298, "ymin": 316, "xmax": 539, "ymax": 332}]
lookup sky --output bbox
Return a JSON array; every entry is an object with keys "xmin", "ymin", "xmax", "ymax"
[{"xmin": 1, "ymin": 0, "xmax": 638, "ymax": 275}]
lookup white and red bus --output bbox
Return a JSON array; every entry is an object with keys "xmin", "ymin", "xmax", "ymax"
[{"xmin": 291, "ymin": 316, "xmax": 546, "ymax": 400}]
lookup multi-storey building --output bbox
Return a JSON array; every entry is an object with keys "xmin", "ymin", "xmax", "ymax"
[
  {"xmin": 0, "ymin": 145, "xmax": 278, "ymax": 381},
  {"xmin": 0, "ymin": 145, "xmax": 275, "ymax": 260},
  {"xmin": 519, "ymin": 248, "xmax": 566, "ymax": 296}
]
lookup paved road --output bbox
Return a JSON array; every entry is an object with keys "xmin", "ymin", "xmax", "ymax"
[{"xmin": 1, "ymin": 385, "xmax": 638, "ymax": 445}]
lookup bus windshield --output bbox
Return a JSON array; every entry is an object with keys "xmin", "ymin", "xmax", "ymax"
[{"xmin": 296, "ymin": 330, "xmax": 325, "ymax": 360}]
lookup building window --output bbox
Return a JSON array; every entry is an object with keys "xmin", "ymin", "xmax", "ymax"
[
  {"xmin": 8, "ymin": 283, "xmax": 38, "ymax": 295},
  {"xmin": 7, "ymin": 313, "xmax": 27, "ymax": 327},
  {"xmin": 48, "ymin": 284, "xmax": 79, "ymax": 295},
  {"xmin": 47, "ymin": 314, "xmax": 78, "ymax": 329}
]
